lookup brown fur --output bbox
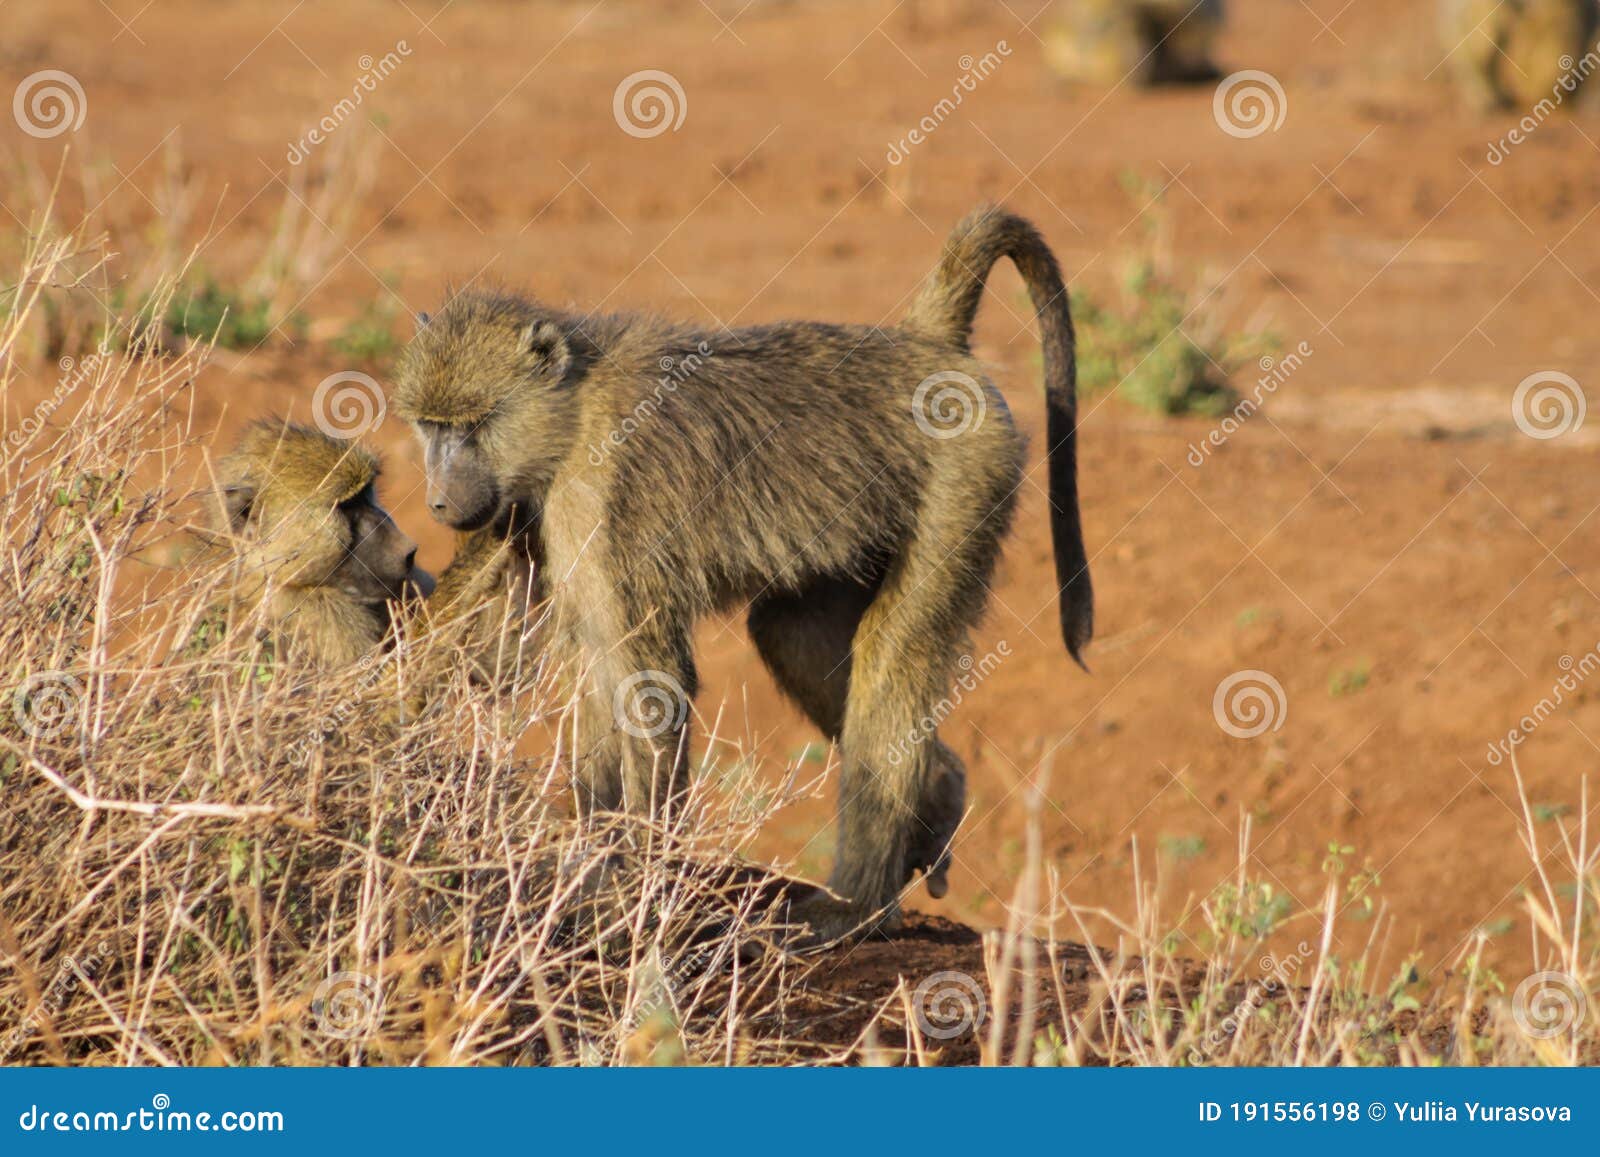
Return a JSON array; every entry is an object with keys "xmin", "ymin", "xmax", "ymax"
[
  {"xmin": 428, "ymin": 527, "xmax": 539, "ymax": 685},
  {"xmin": 394, "ymin": 206, "xmax": 1093, "ymax": 938},
  {"xmin": 205, "ymin": 421, "xmax": 433, "ymax": 666},
  {"xmin": 1044, "ymin": 0, "xmax": 1225, "ymax": 88},
  {"xmin": 1440, "ymin": 0, "xmax": 1597, "ymax": 109}
]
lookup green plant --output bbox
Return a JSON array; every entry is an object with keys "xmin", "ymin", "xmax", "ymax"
[
  {"xmin": 1072, "ymin": 177, "xmax": 1274, "ymax": 416},
  {"xmin": 333, "ymin": 289, "xmax": 402, "ymax": 362},
  {"xmin": 163, "ymin": 278, "xmax": 301, "ymax": 350}
]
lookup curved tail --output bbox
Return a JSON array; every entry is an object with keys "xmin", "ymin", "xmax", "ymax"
[{"xmin": 906, "ymin": 205, "xmax": 1093, "ymax": 669}]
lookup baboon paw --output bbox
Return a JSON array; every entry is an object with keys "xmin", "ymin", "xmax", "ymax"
[{"xmin": 785, "ymin": 887, "xmax": 899, "ymax": 947}]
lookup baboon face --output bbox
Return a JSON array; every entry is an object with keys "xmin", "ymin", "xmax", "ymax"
[
  {"xmin": 397, "ymin": 304, "xmax": 578, "ymax": 532},
  {"xmin": 219, "ymin": 424, "xmax": 435, "ymax": 608},
  {"xmin": 226, "ymin": 479, "xmax": 432, "ymax": 605},
  {"xmin": 416, "ymin": 423, "xmax": 501, "ymax": 531},
  {"xmin": 330, "ymin": 485, "xmax": 436, "ymax": 604}
]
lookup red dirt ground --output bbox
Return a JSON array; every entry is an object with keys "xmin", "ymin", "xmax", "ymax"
[{"xmin": 7, "ymin": 0, "xmax": 1600, "ymax": 999}]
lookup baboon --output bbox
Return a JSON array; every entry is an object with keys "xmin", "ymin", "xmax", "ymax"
[
  {"xmin": 394, "ymin": 206, "xmax": 1093, "ymax": 938},
  {"xmin": 204, "ymin": 422, "xmax": 434, "ymax": 666},
  {"xmin": 1440, "ymin": 0, "xmax": 1597, "ymax": 109},
  {"xmin": 1043, "ymin": 0, "xmax": 1225, "ymax": 88},
  {"xmin": 426, "ymin": 526, "xmax": 539, "ymax": 685}
]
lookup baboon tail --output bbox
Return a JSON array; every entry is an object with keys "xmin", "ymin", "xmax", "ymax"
[{"xmin": 906, "ymin": 205, "xmax": 1093, "ymax": 669}]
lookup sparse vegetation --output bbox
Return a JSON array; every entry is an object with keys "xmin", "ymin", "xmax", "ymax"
[{"xmin": 1072, "ymin": 178, "xmax": 1274, "ymax": 416}]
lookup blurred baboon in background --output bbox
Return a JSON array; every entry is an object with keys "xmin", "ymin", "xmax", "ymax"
[
  {"xmin": 202, "ymin": 422, "xmax": 433, "ymax": 666},
  {"xmin": 395, "ymin": 205, "xmax": 1094, "ymax": 940},
  {"xmin": 1440, "ymin": 0, "xmax": 1597, "ymax": 109},
  {"xmin": 1044, "ymin": 0, "xmax": 1225, "ymax": 87}
]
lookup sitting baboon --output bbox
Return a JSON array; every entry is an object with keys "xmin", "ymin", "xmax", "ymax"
[
  {"xmin": 1440, "ymin": 0, "xmax": 1597, "ymax": 109},
  {"xmin": 1043, "ymin": 0, "xmax": 1225, "ymax": 87},
  {"xmin": 394, "ymin": 206, "xmax": 1093, "ymax": 938},
  {"xmin": 203, "ymin": 422, "xmax": 434, "ymax": 666}
]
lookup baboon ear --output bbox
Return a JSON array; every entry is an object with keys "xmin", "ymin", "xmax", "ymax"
[
  {"xmin": 520, "ymin": 320, "xmax": 572, "ymax": 382},
  {"xmin": 221, "ymin": 484, "xmax": 257, "ymax": 533}
]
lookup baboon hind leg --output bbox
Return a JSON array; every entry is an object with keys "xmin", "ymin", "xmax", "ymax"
[
  {"xmin": 748, "ymin": 576, "xmax": 964, "ymax": 902},
  {"xmin": 825, "ymin": 513, "xmax": 1005, "ymax": 937}
]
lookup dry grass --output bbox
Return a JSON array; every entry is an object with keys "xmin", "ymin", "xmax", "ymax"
[{"xmin": 1, "ymin": 201, "xmax": 1595, "ymax": 1068}]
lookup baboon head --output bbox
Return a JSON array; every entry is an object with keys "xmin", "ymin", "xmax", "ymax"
[
  {"xmin": 393, "ymin": 293, "xmax": 577, "ymax": 532},
  {"xmin": 216, "ymin": 422, "xmax": 434, "ymax": 608}
]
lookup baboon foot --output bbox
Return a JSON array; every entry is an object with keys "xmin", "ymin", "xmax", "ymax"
[
  {"xmin": 904, "ymin": 752, "xmax": 964, "ymax": 899},
  {"xmin": 784, "ymin": 885, "xmax": 901, "ymax": 948}
]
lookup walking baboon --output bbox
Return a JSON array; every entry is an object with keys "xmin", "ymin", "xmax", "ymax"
[
  {"xmin": 1043, "ymin": 0, "xmax": 1225, "ymax": 88},
  {"xmin": 204, "ymin": 422, "xmax": 434, "ymax": 666},
  {"xmin": 394, "ymin": 206, "xmax": 1093, "ymax": 938},
  {"xmin": 1440, "ymin": 0, "xmax": 1597, "ymax": 109}
]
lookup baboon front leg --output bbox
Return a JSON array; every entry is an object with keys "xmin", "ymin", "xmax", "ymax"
[{"xmin": 593, "ymin": 636, "xmax": 697, "ymax": 819}]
